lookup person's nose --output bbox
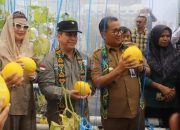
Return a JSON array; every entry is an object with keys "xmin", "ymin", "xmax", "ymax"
[
  {"xmin": 19, "ymin": 27, "xmax": 25, "ymax": 31},
  {"xmin": 163, "ymin": 36, "xmax": 169, "ymax": 41},
  {"xmin": 124, "ymin": 37, "xmax": 128, "ymax": 42},
  {"xmin": 71, "ymin": 35, "xmax": 77, "ymax": 39}
]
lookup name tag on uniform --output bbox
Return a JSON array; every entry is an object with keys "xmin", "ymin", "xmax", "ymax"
[{"xmin": 129, "ymin": 69, "xmax": 137, "ymax": 78}]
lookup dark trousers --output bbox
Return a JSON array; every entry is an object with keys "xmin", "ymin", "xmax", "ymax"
[
  {"xmin": 4, "ymin": 114, "xmax": 36, "ymax": 130},
  {"xmin": 102, "ymin": 109, "xmax": 145, "ymax": 130},
  {"xmin": 145, "ymin": 107, "xmax": 177, "ymax": 128}
]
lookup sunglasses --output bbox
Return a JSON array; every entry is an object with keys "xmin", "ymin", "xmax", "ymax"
[{"xmin": 13, "ymin": 23, "xmax": 29, "ymax": 30}]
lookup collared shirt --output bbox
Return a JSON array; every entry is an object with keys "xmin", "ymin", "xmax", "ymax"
[
  {"xmin": 131, "ymin": 28, "xmax": 148, "ymax": 54},
  {"xmin": 38, "ymin": 49, "xmax": 88, "ymax": 118},
  {"xmin": 90, "ymin": 45, "xmax": 140, "ymax": 118}
]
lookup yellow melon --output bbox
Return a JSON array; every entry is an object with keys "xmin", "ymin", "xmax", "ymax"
[
  {"xmin": 0, "ymin": 75, "xmax": 10, "ymax": 108},
  {"xmin": 18, "ymin": 57, "xmax": 37, "ymax": 74},
  {"xmin": 123, "ymin": 46, "xmax": 143, "ymax": 63},
  {"xmin": 1, "ymin": 62, "xmax": 23, "ymax": 79},
  {"xmin": 39, "ymin": 116, "xmax": 48, "ymax": 124},
  {"xmin": 74, "ymin": 81, "xmax": 91, "ymax": 96}
]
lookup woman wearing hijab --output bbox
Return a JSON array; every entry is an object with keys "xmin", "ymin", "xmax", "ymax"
[
  {"xmin": 145, "ymin": 25, "xmax": 180, "ymax": 128},
  {"xmin": 0, "ymin": 11, "xmax": 36, "ymax": 130}
]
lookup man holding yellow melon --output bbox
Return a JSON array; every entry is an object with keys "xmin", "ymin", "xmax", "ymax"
[
  {"xmin": 90, "ymin": 16, "xmax": 150, "ymax": 130},
  {"xmin": 38, "ymin": 19, "xmax": 91, "ymax": 127}
]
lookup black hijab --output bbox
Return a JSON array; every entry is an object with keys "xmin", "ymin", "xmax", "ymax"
[{"xmin": 147, "ymin": 25, "xmax": 180, "ymax": 80}]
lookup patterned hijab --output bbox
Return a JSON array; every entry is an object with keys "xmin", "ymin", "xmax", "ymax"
[
  {"xmin": 147, "ymin": 25, "xmax": 180, "ymax": 80},
  {"xmin": 0, "ymin": 12, "xmax": 33, "ymax": 68}
]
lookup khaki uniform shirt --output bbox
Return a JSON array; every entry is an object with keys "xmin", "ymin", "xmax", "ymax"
[
  {"xmin": 91, "ymin": 45, "xmax": 141, "ymax": 118},
  {"xmin": 38, "ymin": 50, "xmax": 88, "ymax": 119}
]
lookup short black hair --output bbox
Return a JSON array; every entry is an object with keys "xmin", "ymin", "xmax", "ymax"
[
  {"xmin": 99, "ymin": 16, "xmax": 118, "ymax": 33},
  {"xmin": 137, "ymin": 15, "xmax": 147, "ymax": 22},
  {"xmin": 119, "ymin": 26, "xmax": 131, "ymax": 34},
  {"xmin": 13, "ymin": 11, "xmax": 27, "ymax": 20}
]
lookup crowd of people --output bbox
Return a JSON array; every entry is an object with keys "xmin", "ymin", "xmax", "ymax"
[{"xmin": 0, "ymin": 11, "xmax": 179, "ymax": 130}]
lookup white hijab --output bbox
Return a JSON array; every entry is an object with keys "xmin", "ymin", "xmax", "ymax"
[{"xmin": 0, "ymin": 14, "xmax": 34, "ymax": 68}]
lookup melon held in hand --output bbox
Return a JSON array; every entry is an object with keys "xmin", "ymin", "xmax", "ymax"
[
  {"xmin": 0, "ymin": 75, "xmax": 10, "ymax": 109},
  {"xmin": 1, "ymin": 62, "xmax": 23, "ymax": 79},
  {"xmin": 74, "ymin": 81, "xmax": 91, "ymax": 96},
  {"xmin": 18, "ymin": 57, "xmax": 37, "ymax": 75},
  {"xmin": 123, "ymin": 46, "xmax": 143, "ymax": 63}
]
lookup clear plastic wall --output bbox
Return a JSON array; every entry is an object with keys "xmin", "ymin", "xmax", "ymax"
[{"xmin": 1, "ymin": 0, "xmax": 179, "ymax": 54}]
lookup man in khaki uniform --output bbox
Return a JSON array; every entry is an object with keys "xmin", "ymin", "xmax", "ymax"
[
  {"xmin": 38, "ymin": 20, "xmax": 89, "ymax": 127},
  {"xmin": 90, "ymin": 16, "xmax": 149, "ymax": 130}
]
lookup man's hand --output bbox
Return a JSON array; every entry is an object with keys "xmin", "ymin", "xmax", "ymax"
[
  {"xmin": 70, "ymin": 90, "xmax": 89, "ymax": 99},
  {"xmin": 136, "ymin": 60, "xmax": 145, "ymax": 72},
  {"xmin": 64, "ymin": 89, "xmax": 90, "ymax": 100},
  {"xmin": 118, "ymin": 55, "xmax": 139, "ymax": 72}
]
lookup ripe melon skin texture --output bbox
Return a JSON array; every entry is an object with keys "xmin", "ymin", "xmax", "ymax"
[
  {"xmin": 1, "ymin": 62, "xmax": 23, "ymax": 79},
  {"xmin": 0, "ymin": 75, "xmax": 10, "ymax": 109},
  {"xmin": 74, "ymin": 81, "xmax": 91, "ymax": 96},
  {"xmin": 123, "ymin": 46, "xmax": 143, "ymax": 63},
  {"xmin": 18, "ymin": 57, "xmax": 37, "ymax": 74}
]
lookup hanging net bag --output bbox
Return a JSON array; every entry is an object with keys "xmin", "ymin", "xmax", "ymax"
[
  {"xmin": 50, "ymin": 91, "xmax": 80, "ymax": 130},
  {"xmin": 80, "ymin": 117, "xmax": 93, "ymax": 130}
]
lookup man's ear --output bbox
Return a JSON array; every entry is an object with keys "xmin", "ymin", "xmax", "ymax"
[
  {"xmin": 57, "ymin": 32, "xmax": 62, "ymax": 38},
  {"xmin": 101, "ymin": 32, "xmax": 106, "ymax": 40}
]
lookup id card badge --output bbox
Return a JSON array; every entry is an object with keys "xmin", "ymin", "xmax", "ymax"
[{"xmin": 129, "ymin": 69, "xmax": 137, "ymax": 78}]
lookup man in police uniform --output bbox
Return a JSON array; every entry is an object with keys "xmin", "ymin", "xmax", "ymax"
[
  {"xmin": 90, "ymin": 16, "xmax": 150, "ymax": 130},
  {"xmin": 38, "ymin": 20, "xmax": 89, "ymax": 127}
]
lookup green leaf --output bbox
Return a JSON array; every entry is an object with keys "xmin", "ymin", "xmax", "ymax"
[
  {"xmin": 29, "ymin": 5, "xmax": 49, "ymax": 24},
  {"xmin": 29, "ymin": 28, "xmax": 37, "ymax": 41},
  {"xmin": 61, "ymin": 12, "xmax": 75, "ymax": 21},
  {"xmin": 29, "ymin": 5, "xmax": 40, "ymax": 10},
  {"xmin": 0, "ymin": 19, "xmax": 5, "ymax": 29},
  {"xmin": 0, "ymin": 0, "xmax": 5, "ymax": 5},
  {"xmin": 34, "ymin": 8, "xmax": 48, "ymax": 24},
  {"xmin": 47, "ymin": 13, "xmax": 56, "ymax": 23},
  {"xmin": 33, "ymin": 36, "xmax": 50, "ymax": 61}
]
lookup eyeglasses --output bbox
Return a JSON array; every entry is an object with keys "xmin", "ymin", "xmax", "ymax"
[
  {"xmin": 108, "ymin": 28, "xmax": 122, "ymax": 36},
  {"xmin": 13, "ymin": 23, "xmax": 29, "ymax": 30}
]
